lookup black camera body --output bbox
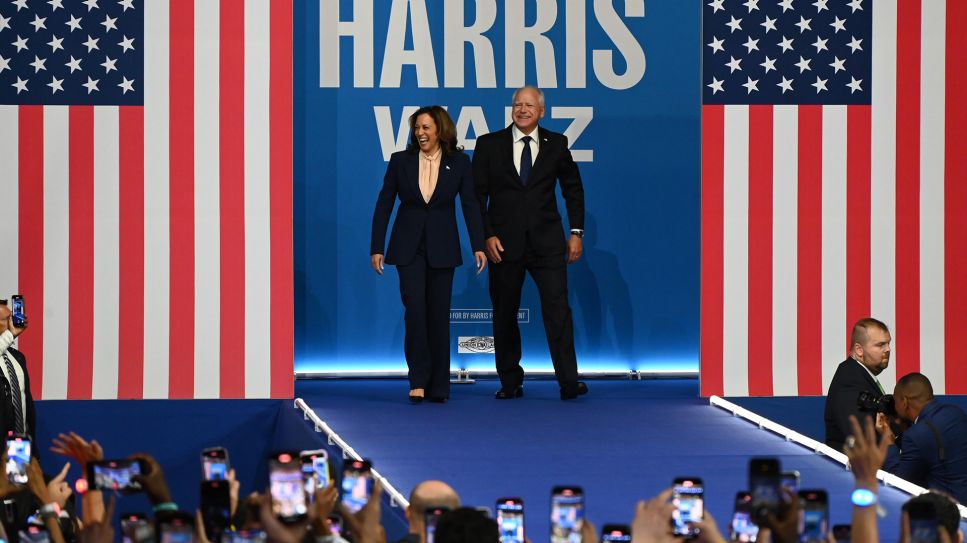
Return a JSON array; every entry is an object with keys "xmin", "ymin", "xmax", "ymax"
[{"xmin": 856, "ymin": 391, "xmax": 896, "ymax": 417}]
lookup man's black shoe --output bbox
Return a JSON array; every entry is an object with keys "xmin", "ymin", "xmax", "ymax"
[
  {"xmin": 560, "ymin": 381, "xmax": 589, "ymax": 400},
  {"xmin": 495, "ymin": 386, "xmax": 524, "ymax": 399}
]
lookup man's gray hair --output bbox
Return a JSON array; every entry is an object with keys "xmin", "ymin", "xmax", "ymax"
[{"xmin": 511, "ymin": 86, "xmax": 545, "ymax": 107}]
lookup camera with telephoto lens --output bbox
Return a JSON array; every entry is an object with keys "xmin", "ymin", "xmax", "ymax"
[{"xmin": 856, "ymin": 391, "xmax": 897, "ymax": 417}]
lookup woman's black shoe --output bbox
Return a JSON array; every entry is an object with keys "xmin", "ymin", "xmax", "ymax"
[{"xmin": 409, "ymin": 394, "xmax": 424, "ymax": 404}]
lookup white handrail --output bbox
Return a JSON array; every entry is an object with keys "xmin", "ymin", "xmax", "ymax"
[{"xmin": 293, "ymin": 398, "xmax": 410, "ymax": 509}]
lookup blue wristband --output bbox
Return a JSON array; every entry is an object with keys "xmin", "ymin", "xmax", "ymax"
[
  {"xmin": 153, "ymin": 502, "xmax": 178, "ymax": 512},
  {"xmin": 851, "ymin": 488, "xmax": 877, "ymax": 507}
]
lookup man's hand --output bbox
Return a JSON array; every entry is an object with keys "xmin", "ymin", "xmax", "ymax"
[
  {"xmin": 371, "ymin": 254, "xmax": 384, "ymax": 275},
  {"xmin": 566, "ymin": 235, "xmax": 583, "ymax": 264},
  {"xmin": 78, "ymin": 496, "xmax": 116, "ymax": 543},
  {"xmin": 693, "ymin": 510, "xmax": 728, "ymax": 543},
  {"xmin": 339, "ymin": 480, "xmax": 384, "ymax": 543},
  {"xmin": 51, "ymin": 432, "xmax": 105, "ymax": 470},
  {"xmin": 46, "ymin": 462, "xmax": 73, "ymax": 508},
  {"xmin": 486, "ymin": 236, "xmax": 504, "ymax": 263},
  {"xmin": 310, "ymin": 486, "xmax": 339, "ymax": 535},
  {"xmin": 129, "ymin": 453, "xmax": 174, "ymax": 505},
  {"xmin": 474, "ymin": 251, "xmax": 487, "ymax": 274},
  {"xmin": 845, "ymin": 414, "xmax": 892, "ymax": 486},
  {"xmin": 257, "ymin": 492, "xmax": 307, "ymax": 543},
  {"xmin": 631, "ymin": 488, "xmax": 677, "ymax": 543},
  {"xmin": 762, "ymin": 489, "xmax": 799, "ymax": 543}
]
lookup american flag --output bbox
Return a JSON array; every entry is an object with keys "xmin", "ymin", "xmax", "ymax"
[
  {"xmin": 0, "ymin": 0, "xmax": 293, "ymax": 399},
  {"xmin": 700, "ymin": 0, "xmax": 967, "ymax": 397}
]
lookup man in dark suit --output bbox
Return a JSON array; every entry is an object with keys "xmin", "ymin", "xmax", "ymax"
[
  {"xmin": 472, "ymin": 86, "xmax": 587, "ymax": 401},
  {"xmin": 880, "ymin": 372, "xmax": 967, "ymax": 504},
  {"xmin": 0, "ymin": 300, "xmax": 35, "ymax": 442},
  {"xmin": 824, "ymin": 317, "xmax": 891, "ymax": 450}
]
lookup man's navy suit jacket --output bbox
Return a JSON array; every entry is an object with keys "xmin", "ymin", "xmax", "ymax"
[{"xmin": 884, "ymin": 400, "xmax": 967, "ymax": 504}]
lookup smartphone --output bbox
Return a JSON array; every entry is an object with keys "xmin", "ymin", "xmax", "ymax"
[
  {"xmin": 730, "ymin": 492, "xmax": 759, "ymax": 543},
  {"xmin": 87, "ymin": 459, "xmax": 145, "ymax": 492},
  {"xmin": 121, "ymin": 513, "xmax": 154, "ymax": 543},
  {"xmin": 5, "ymin": 434, "xmax": 30, "ymax": 485},
  {"xmin": 672, "ymin": 477, "xmax": 704, "ymax": 539},
  {"xmin": 496, "ymin": 498, "xmax": 525, "ymax": 543},
  {"xmin": 832, "ymin": 525, "xmax": 851, "ymax": 543},
  {"xmin": 300, "ymin": 449, "xmax": 330, "ymax": 495},
  {"xmin": 340, "ymin": 459, "xmax": 374, "ymax": 514},
  {"xmin": 798, "ymin": 490, "xmax": 828, "ymax": 543},
  {"xmin": 157, "ymin": 512, "xmax": 194, "ymax": 543},
  {"xmin": 202, "ymin": 447, "xmax": 230, "ymax": 481},
  {"xmin": 269, "ymin": 452, "xmax": 307, "ymax": 523},
  {"xmin": 10, "ymin": 295, "xmax": 25, "ymax": 328},
  {"xmin": 424, "ymin": 506, "xmax": 449, "ymax": 543},
  {"xmin": 201, "ymin": 480, "xmax": 232, "ymax": 542},
  {"xmin": 18, "ymin": 526, "xmax": 49, "ymax": 543},
  {"xmin": 601, "ymin": 524, "xmax": 632, "ymax": 542},
  {"xmin": 749, "ymin": 458, "xmax": 781, "ymax": 521},
  {"xmin": 781, "ymin": 471, "xmax": 800, "ymax": 497},
  {"xmin": 550, "ymin": 486, "xmax": 584, "ymax": 543},
  {"xmin": 223, "ymin": 531, "xmax": 267, "ymax": 543},
  {"xmin": 907, "ymin": 501, "xmax": 939, "ymax": 543}
]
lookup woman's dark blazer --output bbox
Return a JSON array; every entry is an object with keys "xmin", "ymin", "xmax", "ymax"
[{"xmin": 371, "ymin": 149, "xmax": 485, "ymax": 268}]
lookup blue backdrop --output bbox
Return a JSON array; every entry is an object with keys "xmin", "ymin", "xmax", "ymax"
[{"xmin": 295, "ymin": 0, "xmax": 701, "ymax": 373}]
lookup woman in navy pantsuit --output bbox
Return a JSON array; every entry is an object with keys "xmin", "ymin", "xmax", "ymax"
[{"xmin": 370, "ymin": 106, "xmax": 486, "ymax": 403}]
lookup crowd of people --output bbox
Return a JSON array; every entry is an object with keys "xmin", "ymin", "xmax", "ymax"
[{"xmin": 0, "ymin": 422, "xmax": 961, "ymax": 543}]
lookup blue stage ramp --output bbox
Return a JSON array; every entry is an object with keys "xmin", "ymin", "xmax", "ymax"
[{"xmin": 295, "ymin": 378, "xmax": 934, "ymax": 543}]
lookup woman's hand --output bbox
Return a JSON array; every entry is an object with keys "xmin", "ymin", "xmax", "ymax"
[
  {"xmin": 371, "ymin": 254, "xmax": 385, "ymax": 275},
  {"xmin": 474, "ymin": 251, "xmax": 487, "ymax": 274}
]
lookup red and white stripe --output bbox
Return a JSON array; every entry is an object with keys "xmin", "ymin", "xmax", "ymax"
[
  {"xmin": 0, "ymin": 0, "xmax": 294, "ymax": 400},
  {"xmin": 700, "ymin": 0, "xmax": 967, "ymax": 397}
]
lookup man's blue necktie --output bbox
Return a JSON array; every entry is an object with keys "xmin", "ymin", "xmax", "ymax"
[{"xmin": 519, "ymin": 135, "xmax": 533, "ymax": 185}]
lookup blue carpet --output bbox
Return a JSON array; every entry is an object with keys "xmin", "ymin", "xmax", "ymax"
[{"xmin": 296, "ymin": 378, "xmax": 930, "ymax": 542}]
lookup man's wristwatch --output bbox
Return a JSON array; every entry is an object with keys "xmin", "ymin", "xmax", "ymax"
[
  {"xmin": 570, "ymin": 229, "xmax": 584, "ymax": 238},
  {"xmin": 39, "ymin": 503, "xmax": 61, "ymax": 519}
]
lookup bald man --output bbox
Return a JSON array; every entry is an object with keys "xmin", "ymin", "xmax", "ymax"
[
  {"xmin": 879, "ymin": 372, "xmax": 967, "ymax": 504},
  {"xmin": 395, "ymin": 480, "xmax": 461, "ymax": 543}
]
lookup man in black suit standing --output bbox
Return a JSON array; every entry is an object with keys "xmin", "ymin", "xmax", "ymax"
[
  {"xmin": 473, "ymin": 86, "xmax": 587, "ymax": 401},
  {"xmin": 0, "ymin": 300, "xmax": 35, "ymax": 442},
  {"xmin": 824, "ymin": 317, "xmax": 892, "ymax": 450}
]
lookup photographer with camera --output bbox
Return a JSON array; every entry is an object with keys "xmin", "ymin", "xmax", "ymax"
[
  {"xmin": 877, "ymin": 372, "xmax": 967, "ymax": 504},
  {"xmin": 824, "ymin": 318, "xmax": 893, "ymax": 451}
]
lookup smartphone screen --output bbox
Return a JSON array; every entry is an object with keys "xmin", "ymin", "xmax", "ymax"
[
  {"xmin": 87, "ymin": 460, "xmax": 144, "ymax": 492},
  {"xmin": 18, "ymin": 526, "xmax": 50, "ymax": 543},
  {"xmin": 158, "ymin": 513, "xmax": 195, "ymax": 543},
  {"xmin": 798, "ymin": 490, "xmax": 828, "ymax": 543},
  {"xmin": 831, "ymin": 525, "xmax": 851, "ymax": 543},
  {"xmin": 269, "ymin": 452, "xmax": 307, "ymax": 523},
  {"xmin": 5, "ymin": 435, "xmax": 30, "ymax": 485},
  {"xmin": 300, "ymin": 449, "xmax": 330, "ymax": 496},
  {"xmin": 730, "ymin": 492, "xmax": 759, "ymax": 543},
  {"xmin": 10, "ymin": 296, "xmax": 25, "ymax": 328},
  {"xmin": 201, "ymin": 481, "xmax": 232, "ymax": 542},
  {"xmin": 672, "ymin": 478, "xmax": 704, "ymax": 538},
  {"xmin": 424, "ymin": 506, "xmax": 448, "ymax": 543},
  {"xmin": 327, "ymin": 516, "xmax": 342, "ymax": 536},
  {"xmin": 223, "ymin": 531, "xmax": 266, "ymax": 543},
  {"xmin": 550, "ymin": 486, "xmax": 584, "ymax": 543},
  {"xmin": 601, "ymin": 525, "xmax": 632, "ymax": 542},
  {"xmin": 907, "ymin": 502, "xmax": 940, "ymax": 543},
  {"xmin": 340, "ymin": 459, "xmax": 374, "ymax": 514},
  {"xmin": 749, "ymin": 458, "xmax": 781, "ymax": 521},
  {"xmin": 496, "ymin": 498, "xmax": 524, "ymax": 543},
  {"xmin": 121, "ymin": 513, "xmax": 154, "ymax": 543},
  {"xmin": 781, "ymin": 471, "xmax": 800, "ymax": 497},
  {"xmin": 202, "ymin": 447, "xmax": 230, "ymax": 481}
]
